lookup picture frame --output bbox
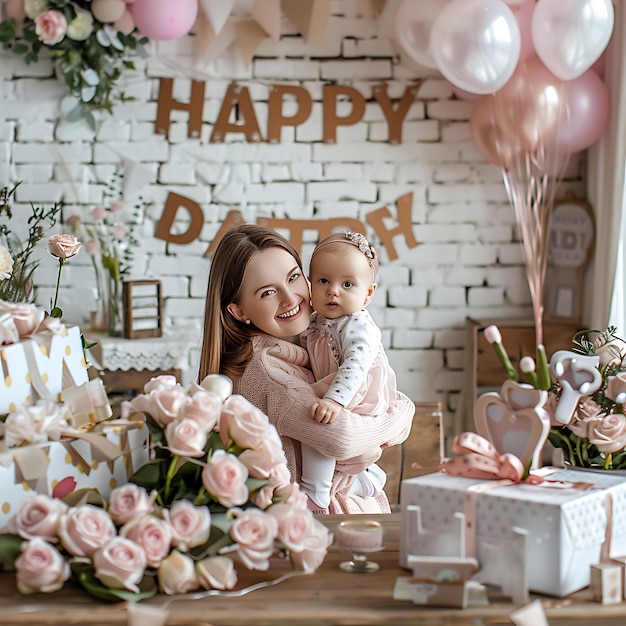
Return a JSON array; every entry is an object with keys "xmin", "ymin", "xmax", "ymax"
[
  {"xmin": 543, "ymin": 193, "xmax": 595, "ymax": 323},
  {"xmin": 122, "ymin": 280, "xmax": 163, "ymax": 339}
]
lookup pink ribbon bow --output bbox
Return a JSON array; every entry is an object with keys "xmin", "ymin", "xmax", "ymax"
[{"xmin": 442, "ymin": 432, "xmax": 543, "ymax": 483}]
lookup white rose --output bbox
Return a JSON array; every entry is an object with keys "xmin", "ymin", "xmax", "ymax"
[
  {"xmin": 24, "ymin": 0, "xmax": 48, "ymax": 20},
  {"xmin": 0, "ymin": 244, "xmax": 13, "ymax": 280},
  {"xmin": 66, "ymin": 7, "xmax": 94, "ymax": 41}
]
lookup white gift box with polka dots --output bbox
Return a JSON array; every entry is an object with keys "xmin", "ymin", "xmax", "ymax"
[
  {"xmin": 0, "ymin": 423, "xmax": 150, "ymax": 530},
  {"xmin": 0, "ymin": 325, "xmax": 89, "ymax": 415},
  {"xmin": 399, "ymin": 470, "xmax": 626, "ymax": 597}
]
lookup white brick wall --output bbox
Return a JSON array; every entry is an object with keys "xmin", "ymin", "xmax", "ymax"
[{"xmin": 0, "ymin": 0, "xmax": 587, "ymax": 441}]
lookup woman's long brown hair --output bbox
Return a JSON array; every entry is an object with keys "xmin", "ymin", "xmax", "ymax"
[{"xmin": 198, "ymin": 224, "xmax": 304, "ymax": 382}]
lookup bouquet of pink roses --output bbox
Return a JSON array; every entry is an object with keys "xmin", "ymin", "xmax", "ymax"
[{"xmin": 0, "ymin": 374, "xmax": 332, "ymax": 602}]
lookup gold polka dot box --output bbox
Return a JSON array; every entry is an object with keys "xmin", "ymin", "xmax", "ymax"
[{"xmin": 0, "ymin": 316, "xmax": 149, "ymax": 529}]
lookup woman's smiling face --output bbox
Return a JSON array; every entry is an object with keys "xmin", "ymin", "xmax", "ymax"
[{"xmin": 227, "ymin": 247, "xmax": 311, "ymax": 342}]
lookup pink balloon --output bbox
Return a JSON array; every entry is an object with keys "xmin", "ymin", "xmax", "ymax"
[
  {"xmin": 492, "ymin": 56, "xmax": 566, "ymax": 152},
  {"xmin": 469, "ymin": 96, "xmax": 525, "ymax": 168},
  {"xmin": 531, "ymin": 0, "xmax": 614, "ymax": 81},
  {"xmin": 547, "ymin": 69, "xmax": 610, "ymax": 154},
  {"xmin": 430, "ymin": 0, "xmax": 521, "ymax": 95},
  {"xmin": 130, "ymin": 0, "xmax": 198, "ymax": 40}
]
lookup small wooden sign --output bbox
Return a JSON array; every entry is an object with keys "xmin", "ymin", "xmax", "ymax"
[{"xmin": 122, "ymin": 280, "xmax": 163, "ymax": 339}]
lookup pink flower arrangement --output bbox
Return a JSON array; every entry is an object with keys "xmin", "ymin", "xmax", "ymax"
[
  {"xmin": 485, "ymin": 325, "xmax": 626, "ymax": 471},
  {"xmin": 0, "ymin": 374, "xmax": 332, "ymax": 602}
]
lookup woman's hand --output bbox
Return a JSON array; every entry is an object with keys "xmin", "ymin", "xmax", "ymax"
[{"xmin": 311, "ymin": 398, "xmax": 343, "ymax": 424}]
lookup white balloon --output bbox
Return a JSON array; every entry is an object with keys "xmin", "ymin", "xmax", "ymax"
[
  {"xmin": 531, "ymin": 0, "xmax": 615, "ymax": 81},
  {"xmin": 394, "ymin": 0, "xmax": 449, "ymax": 70},
  {"xmin": 431, "ymin": 0, "xmax": 522, "ymax": 95}
]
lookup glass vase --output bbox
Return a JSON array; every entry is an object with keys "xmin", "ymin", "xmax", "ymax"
[{"xmin": 107, "ymin": 275, "xmax": 124, "ymax": 337}]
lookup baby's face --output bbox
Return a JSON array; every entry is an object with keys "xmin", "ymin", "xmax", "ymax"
[{"xmin": 309, "ymin": 246, "xmax": 376, "ymax": 319}]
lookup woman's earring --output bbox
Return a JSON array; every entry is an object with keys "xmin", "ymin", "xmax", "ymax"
[{"xmin": 245, "ymin": 319, "xmax": 251, "ymax": 325}]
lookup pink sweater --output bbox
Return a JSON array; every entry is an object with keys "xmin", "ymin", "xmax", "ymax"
[{"xmin": 233, "ymin": 335, "xmax": 415, "ymax": 514}]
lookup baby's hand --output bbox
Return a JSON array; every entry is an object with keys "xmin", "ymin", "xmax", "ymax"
[{"xmin": 311, "ymin": 398, "xmax": 343, "ymax": 424}]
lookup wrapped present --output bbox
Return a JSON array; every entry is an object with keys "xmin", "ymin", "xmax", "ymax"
[
  {"xmin": 0, "ymin": 421, "xmax": 149, "ymax": 529},
  {"xmin": 0, "ymin": 325, "xmax": 89, "ymax": 415},
  {"xmin": 400, "ymin": 469, "xmax": 626, "ymax": 598}
]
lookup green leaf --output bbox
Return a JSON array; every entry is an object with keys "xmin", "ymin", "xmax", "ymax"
[
  {"xmin": 246, "ymin": 477, "xmax": 269, "ymax": 492},
  {"xmin": 0, "ymin": 534, "xmax": 23, "ymax": 571},
  {"xmin": 129, "ymin": 458, "xmax": 168, "ymax": 492},
  {"xmin": 50, "ymin": 306, "xmax": 63, "ymax": 318},
  {"xmin": 71, "ymin": 562, "xmax": 158, "ymax": 603}
]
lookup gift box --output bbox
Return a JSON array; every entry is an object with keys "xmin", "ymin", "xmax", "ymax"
[
  {"xmin": 0, "ymin": 325, "xmax": 89, "ymax": 415},
  {"xmin": 0, "ymin": 422, "xmax": 149, "ymax": 529},
  {"xmin": 400, "ymin": 470, "xmax": 626, "ymax": 597}
]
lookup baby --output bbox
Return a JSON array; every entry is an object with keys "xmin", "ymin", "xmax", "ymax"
[{"xmin": 299, "ymin": 231, "xmax": 398, "ymax": 509}]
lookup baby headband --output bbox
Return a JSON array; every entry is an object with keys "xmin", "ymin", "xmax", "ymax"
[{"xmin": 312, "ymin": 231, "xmax": 379, "ymax": 278}]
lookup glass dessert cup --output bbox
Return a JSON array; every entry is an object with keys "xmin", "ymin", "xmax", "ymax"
[{"xmin": 336, "ymin": 520, "xmax": 384, "ymax": 573}]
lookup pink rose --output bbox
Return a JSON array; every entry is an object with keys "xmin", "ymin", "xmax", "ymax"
[
  {"xmin": 596, "ymin": 338, "xmax": 626, "ymax": 368},
  {"xmin": 158, "ymin": 551, "xmax": 200, "ymax": 595},
  {"xmin": 15, "ymin": 538, "xmax": 70, "ymax": 594},
  {"xmin": 288, "ymin": 524, "xmax": 333, "ymax": 573},
  {"xmin": 34, "ymin": 10, "xmax": 67, "ymax": 45},
  {"xmin": 120, "ymin": 515, "xmax": 172, "ymax": 568},
  {"xmin": 9, "ymin": 494, "xmax": 68, "ymax": 543},
  {"xmin": 219, "ymin": 394, "xmax": 272, "ymax": 449},
  {"xmin": 587, "ymin": 413, "xmax": 626, "ymax": 453},
  {"xmin": 268, "ymin": 504, "xmax": 332, "ymax": 571},
  {"xmin": 144, "ymin": 374, "xmax": 179, "ymax": 393},
  {"xmin": 196, "ymin": 556, "xmax": 237, "ymax": 590},
  {"xmin": 165, "ymin": 499, "xmax": 211, "ymax": 552},
  {"xmin": 567, "ymin": 398, "xmax": 605, "ymax": 438},
  {"xmin": 274, "ymin": 483, "xmax": 309, "ymax": 510},
  {"xmin": 129, "ymin": 385, "xmax": 189, "ymax": 428},
  {"xmin": 112, "ymin": 224, "xmax": 127, "ymax": 239},
  {"xmin": 58, "ymin": 505, "xmax": 116, "ymax": 557},
  {"xmin": 93, "ymin": 537, "xmax": 147, "ymax": 593},
  {"xmin": 184, "ymin": 388, "xmax": 221, "ymax": 432},
  {"xmin": 606, "ymin": 373, "xmax": 626, "ymax": 404},
  {"xmin": 85, "ymin": 238, "xmax": 101, "ymax": 255},
  {"xmin": 165, "ymin": 418, "xmax": 209, "ymax": 457},
  {"xmin": 230, "ymin": 509, "xmax": 278, "ymax": 571},
  {"xmin": 267, "ymin": 503, "xmax": 314, "ymax": 552},
  {"xmin": 0, "ymin": 301, "xmax": 44, "ymax": 336},
  {"xmin": 91, "ymin": 205, "xmax": 106, "ymax": 220},
  {"xmin": 198, "ymin": 374, "xmax": 233, "ymax": 402},
  {"xmin": 239, "ymin": 436, "xmax": 288, "ymax": 479},
  {"xmin": 47, "ymin": 233, "xmax": 81, "ymax": 259},
  {"xmin": 107, "ymin": 484, "xmax": 155, "ymax": 525},
  {"xmin": 202, "ymin": 450, "xmax": 249, "ymax": 508}
]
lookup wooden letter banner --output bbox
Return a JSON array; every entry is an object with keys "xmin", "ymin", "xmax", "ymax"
[
  {"xmin": 154, "ymin": 192, "xmax": 419, "ymax": 262},
  {"xmin": 155, "ymin": 78, "xmax": 424, "ymax": 143}
]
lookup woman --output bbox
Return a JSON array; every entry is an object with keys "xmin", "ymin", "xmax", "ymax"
[{"xmin": 198, "ymin": 224, "xmax": 414, "ymax": 514}]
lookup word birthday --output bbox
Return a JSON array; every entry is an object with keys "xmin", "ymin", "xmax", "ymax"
[
  {"xmin": 155, "ymin": 193, "xmax": 419, "ymax": 261},
  {"xmin": 154, "ymin": 79, "xmax": 424, "ymax": 144}
]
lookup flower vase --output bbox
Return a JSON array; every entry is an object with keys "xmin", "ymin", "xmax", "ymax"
[{"xmin": 107, "ymin": 276, "xmax": 124, "ymax": 337}]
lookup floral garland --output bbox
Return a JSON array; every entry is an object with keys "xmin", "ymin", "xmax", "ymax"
[
  {"xmin": 0, "ymin": 374, "xmax": 333, "ymax": 601},
  {"xmin": 0, "ymin": 0, "xmax": 149, "ymax": 128}
]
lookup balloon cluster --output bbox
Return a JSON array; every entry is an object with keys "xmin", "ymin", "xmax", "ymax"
[
  {"xmin": 394, "ymin": 0, "xmax": 614, "ymax": 347},
  {"xmin": 395, "ymin": 0, "xmax": 614, "ymax": 164},
  {"xmin": 91, "ymin": 0, "xmax": 199, "ymax": 40}
]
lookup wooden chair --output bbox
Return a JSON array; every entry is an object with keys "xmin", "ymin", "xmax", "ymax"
[{"xmin": 378, "ymin": 401, "xmax": 444, "ymax": 507}]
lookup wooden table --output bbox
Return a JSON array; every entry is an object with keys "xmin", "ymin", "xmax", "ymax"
[{"xmin": 2, "ymin": 514, "xmax": 626, "ymax": 625}]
